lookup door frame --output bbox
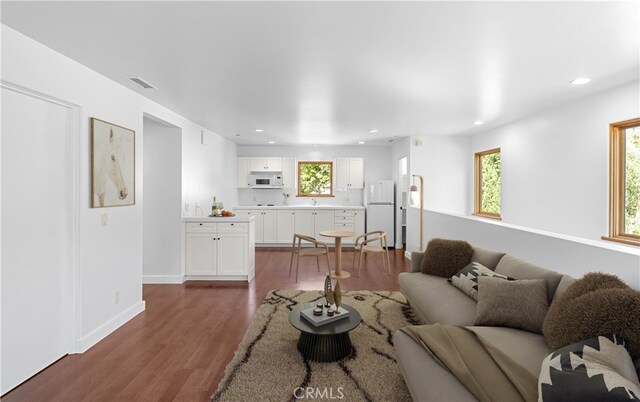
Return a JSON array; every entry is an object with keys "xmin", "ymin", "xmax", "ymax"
[{"xmin": 1, "ymin": 81, "xmax": 81, "ymax": 355}]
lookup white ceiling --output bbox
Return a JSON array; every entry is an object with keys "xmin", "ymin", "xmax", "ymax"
[{"xmin": 2, "ymin": 1, "xmax": 638, "ymax": 146}]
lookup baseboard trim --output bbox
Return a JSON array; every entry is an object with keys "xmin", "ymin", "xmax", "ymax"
[
  {"xmin": 143, "ymin": 275, "xmax": 185, "ymax": 284},
  {"xmin": 184, "ymin": 275, "xmax": 250, "ymax": 282},
  {"xmin": 75, "ymin": 301, "xmax": 145, "ymax": 353},
  {"xmin": 404, "ymin": 251, "xmax": 411, "ymax": 260}
]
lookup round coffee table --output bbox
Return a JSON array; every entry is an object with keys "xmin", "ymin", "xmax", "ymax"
[{"xmin": 288, "ymin": 303, "xmax": 361, "ymax": 362}]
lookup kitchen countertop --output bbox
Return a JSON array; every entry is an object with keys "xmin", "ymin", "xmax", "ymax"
[
  {"xmin": 183, "ymin": 216, "xmax": 256, "ymax": 223},
  {"xmin": 233, "ymin": 205, "xmax": 365, "ymax": 210}
]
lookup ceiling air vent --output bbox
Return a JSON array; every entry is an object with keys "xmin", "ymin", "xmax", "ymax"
[{"xmin": 128, "ymin": 77, "xmax": 156, "ymax": 89}]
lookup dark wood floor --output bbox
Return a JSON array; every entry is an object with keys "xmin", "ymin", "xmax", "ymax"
[{"xmin": 3, "ymin": 247, "xmax": 410, "ymax": 402}]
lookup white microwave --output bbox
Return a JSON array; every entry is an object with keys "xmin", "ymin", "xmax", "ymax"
[{"xmin": 249, "ymin": 173, "xmax": 283, "ymax": 188}]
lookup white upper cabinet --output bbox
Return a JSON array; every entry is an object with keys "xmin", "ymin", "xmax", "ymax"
[
  {"xmin": 250, "ymin": 157, "xmax": 282, "ymax": 172},
  {"xmin": 238, "ymin": 157, "xmax": 251, "ymax": 188},
  {"xmin": 282, "ymin": 157, "xmax": 295, "ymax": 188},
  {"xmin": 336, "ymin": 157, "xmax": 364, "ymax": 189}
]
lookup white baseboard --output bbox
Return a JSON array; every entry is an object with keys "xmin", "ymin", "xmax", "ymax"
[
  {"xmin": 404, "ymin": 251, "xmax": 411, "ymax": 260},
  {"xmin": 143, "ymin": 275, "xmax": 185, "ymax": 284},
  {"xmin": 75, "ymin": 300, "xmax": 146, "ymax": 353}
]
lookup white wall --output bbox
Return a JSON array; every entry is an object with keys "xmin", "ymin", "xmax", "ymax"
[
  {"xmin": 236, "ymin": 145, "xmax": 392, "ymax": 206},
  {"xmin": 410, "ymin": 209, "xmax": 640, "ymax": 288},
  {"xmin": 1, "ymin": 25, "xmax": 237, "ymax": 352},
  {"xmin": 470, "ymin": 81, "xmax": 639, "ymax": 241},
  {"xmin": 409, "ymin": 135, "xmax": 470, "ymax": 214},
  {"xmin": 142, "ymin": 117, "xmax": 182, "ymax": 283}
]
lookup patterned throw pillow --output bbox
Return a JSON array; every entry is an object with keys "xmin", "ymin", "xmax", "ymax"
[
  {"xmin": 448, "ymin": 261, "xmax": 515, "ymax": 301},
  {"xmin": 539, "ymin": 334, "xmax": 640, "ymax": 401}
]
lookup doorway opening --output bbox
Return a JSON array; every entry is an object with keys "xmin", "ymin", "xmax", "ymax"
[{"xmin": 397, "ymin": 157, "xmax": 408, "ymax": 249}]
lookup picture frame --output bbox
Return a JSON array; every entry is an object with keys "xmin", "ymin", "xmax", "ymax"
[{"xmin": 91, "ymin": 117, "xmax": 135, "ymax": 208}]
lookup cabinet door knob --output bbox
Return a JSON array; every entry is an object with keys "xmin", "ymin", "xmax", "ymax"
[
  {"xmin": 231, "ymin": 223, "xmax": 234, "ymax": 225},
  {"xmin": 199, "ymin": 223, "xmax": 203, "ymax": 226}
]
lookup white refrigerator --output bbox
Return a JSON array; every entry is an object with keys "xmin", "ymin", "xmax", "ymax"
[{"xmin": 364, "ymin": 180, "xmax": 395, "ymax": 247}]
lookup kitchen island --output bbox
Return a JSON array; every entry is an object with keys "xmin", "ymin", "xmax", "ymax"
[
  {"xmin": 183, "ymin": 216, "xmax": 255, "ymax": 282},
  {"xmin": 233, "ymin": 206, "xmax": 365, "ymax": 246}
]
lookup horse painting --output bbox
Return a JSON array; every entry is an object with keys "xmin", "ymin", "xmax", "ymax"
[{"xmin": 91, "ymin": 118, "xmax": 135, "ymax": 207}]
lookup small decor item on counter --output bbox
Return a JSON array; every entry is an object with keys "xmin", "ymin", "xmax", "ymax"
[
  {"xmin": 283, "ymin": 192, "xmax": 291, "ymax": 205},
  {"xmin": 210, "ymin": 196, "xmax": 225, "ymax": 217}
]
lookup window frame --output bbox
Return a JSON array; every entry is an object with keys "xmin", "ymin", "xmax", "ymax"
[
  {"xmin": 603, "ymin": 118, "xmax": 640, "ymax": 246},
  {"xmin": 473, "ymin": 147, "xmax": 502, "ymax": 220},
  {"xmin": 296, "ymin": 161, "xmax": 335, "ymax": 198}
]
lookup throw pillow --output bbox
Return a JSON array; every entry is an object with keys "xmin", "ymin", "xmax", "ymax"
[
  {"xmin": 543, "ymin": 273, "xmax": 640, "ymax": 360},
  {"xmin": 420, "ymin": 238, "xmax": 473, "ymax": 278},
  {"xmin": 539, "ymin": 334, "xmax": 640, "ymax": 401},
  {"xmin": 475, "ymin": 277, "xmax": 549, "ymax": 334},
  {"xmin": 448, "ymin": 261, "xmax": 515, "ymax": 301}
]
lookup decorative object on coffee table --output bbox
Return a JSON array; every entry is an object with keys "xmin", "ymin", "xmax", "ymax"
[{"xmin": 333, "ymin": 280, "xmax": 342, "ymax": 313}]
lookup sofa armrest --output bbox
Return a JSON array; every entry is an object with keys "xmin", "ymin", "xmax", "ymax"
[{"xmin": 410, "ymin": 252, "xmax": 424, "ymax": 273}]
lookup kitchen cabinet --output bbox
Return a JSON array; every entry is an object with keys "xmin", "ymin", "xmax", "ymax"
[
  {"xmin": 282, "ymin": 157, "xmax": 295, "ymax": 188},
  {"xmin": 336, "ymin": 157, "xmax": 364, "ymax": 189},
  {"xmin": 250, "ymin": 157, "xmax": 282, "ymax": 172},
  {"xmin": 294, "ymin": 210, "xmax": 335, "ymax": 244},
  {"xmin": 184, "ymin": 220, "xmax": 255, "ymax": 281},
  {"xmin": 238, "ymin": 157, "xmax": 251, "ymax": 188},
  {"xmin": 334, "ymin": 209, "xmax": 365, "ymax": 244},
  {"xmin": 277, "ymin": 210, "xmax": 295, "ymax": 243},
  {"xmin": 243, "ymin": 210, "xmax": 277, "ymax": 243}
]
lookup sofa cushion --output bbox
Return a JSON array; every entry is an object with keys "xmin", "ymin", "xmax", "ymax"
[
  {"xmin": 475, "ymin": 277, "xmax": 549, "ymax": 334},
  {"xmin": 470, "ymin": 245, "xmax": 506, "ymax": 270},
  {"xmin": 470, "ymin": 326, "xmax": 553, "ymax": 377},
  {"xmin": 398, "ymin": 272, "xmax": 477, "ymax": 326},
  {"xmin": 538, "ymin": 334, "xmax": 640, "ymax": 401},
  {"xmin": 449, "ymin": 261, "xmax": 515, "ymax": 301},
  {"xmin": 420, "ymin": 238, "xmax": 473, "ymax": 278},
  {"xmin": 552, "ymin": 275, "xmax": 577, "ymax": 303},
  {"xmin": 543, "ymin": 272, "xmax": 640, "ymax": 360},
  {"xmin": 495, "ymin": 254, "xmax": 562, "ymax": 302}
]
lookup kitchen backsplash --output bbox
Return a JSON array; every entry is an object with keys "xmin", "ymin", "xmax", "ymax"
[{"xmin": 237, "ymin": 188, "xmax": 363, "ymax": 207}]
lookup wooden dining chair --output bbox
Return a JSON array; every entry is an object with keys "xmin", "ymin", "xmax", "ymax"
[
  {"xmin": 352, "ymin": 230, "xmax": 391, "ymax": 277},
  {"xmin": 289, "ymin": 234, "xmax": 332, "ymax": 283}
]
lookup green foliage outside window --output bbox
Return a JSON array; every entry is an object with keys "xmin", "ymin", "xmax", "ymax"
[
  {"xmin": 625, "ymin": 128, "xmax": 640, "ymax": 235},
  {"xmin": 298, "ymin": 162, "xmax": 332, "ymax": 196},
  {"xmin": 480, "ymin": 152, "xmax": 501, "ymax": 215}
]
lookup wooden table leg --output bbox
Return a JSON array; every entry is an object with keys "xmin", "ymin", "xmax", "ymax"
[{"xmin": 331, "ymin": 237, "xmax": 351, "ymax": 279}]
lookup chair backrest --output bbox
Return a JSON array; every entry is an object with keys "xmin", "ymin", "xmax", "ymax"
[
  {"xmin": 356, "ymin": 230, "xmax": 387, "ymax": 246},
  {"xmin": 292, "ymin": 233, "xmax": 328, "ymax": 249}
]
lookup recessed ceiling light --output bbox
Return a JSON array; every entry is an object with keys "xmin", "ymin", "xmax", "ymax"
[
  {"xmin": 570, "ymin": 77, "xmax": 591, "ymax": 85},
  {"xmin": 255, "ymin": 129, "xmax": 264, "ymax": 133},
  {"xmin": 313, "ymin": 144, "xmax": 318, "ymax": 147},
  {"xmin": 358, "ymin": 141, "xmax": 365, "ymax": 144},
  {"xmin": 268, "ymin": 141, "xmax": 275, "ymax": 144},
  {"xmin": 368, "ymin": 129, "xmax": 378, "ymax": 133},
  {"xmin": 473, "ymin": 121, "xmax": 484, "ymax": 126}
]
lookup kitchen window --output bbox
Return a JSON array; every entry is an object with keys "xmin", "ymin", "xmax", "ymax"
[
  {"xmin": 473, "ymin": 148, "xmax": 501, "ymax": 220},
  {"xmin": 297, "ymin": 161, "xmax": 334, "ymax": 197},
  {"xmin": 603, "ymin": 118, "xmax": 640, "ymax": 246}
]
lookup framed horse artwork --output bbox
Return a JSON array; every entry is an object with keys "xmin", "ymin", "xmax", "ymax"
[{"xmin": 91, "ymin": 118, "xmax": 135, "ymax": 208}]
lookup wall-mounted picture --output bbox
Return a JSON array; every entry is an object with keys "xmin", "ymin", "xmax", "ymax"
[{"xmin": 91, "ymin": 118, "xmax": 135, "ymax": 208}]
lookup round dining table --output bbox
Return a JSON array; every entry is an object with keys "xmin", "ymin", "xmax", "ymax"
[{"xmin": 319, "ymin": 230, "xmax": 356, "ymax": 279}]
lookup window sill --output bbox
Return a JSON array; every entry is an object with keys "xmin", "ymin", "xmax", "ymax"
[
  {"xmin": 472, "ymin": 212, "xmax": 502, "ymax": 221},
  {"xmin": 601, "ymin": 236, "xmax": 640, "ymax": 247}
]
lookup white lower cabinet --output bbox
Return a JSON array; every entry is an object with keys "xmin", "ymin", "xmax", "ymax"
[
  {"xmin": 277, "ymin": 210, "xmax": 296, "ymax": 243},
  {"xmin": 314, "ymin": 211, "xmax": 335, "ymax": 241},
  {"xmin": 292, "ymin": 210, "xmax": 335, "ymax": 244},
  {"xmin": 245, "ymin": 210, "xmax": 276, "ymax": 243},
  {"xmin": 185, "ymin": 221, "xmax": 255, "ymax": 281}
]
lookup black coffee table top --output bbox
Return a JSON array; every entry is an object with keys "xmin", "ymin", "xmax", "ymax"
[{"xmin": 289, "ymin": 303, "xmax": 361, "ymax": 336}]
